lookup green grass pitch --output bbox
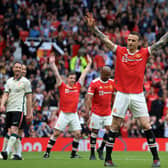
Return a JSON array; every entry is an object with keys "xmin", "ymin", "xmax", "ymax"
[{"xmin": 0, "ymin": 151, "xmax": 167, "ymax": 168}]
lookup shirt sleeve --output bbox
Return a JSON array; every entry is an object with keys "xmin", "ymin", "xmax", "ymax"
[
  {"xmin": 147, "ymin": 47, "xmax": 152, "ymax": 56},
  {"xmin": 76, "ymin": 82, "xmax": 82, "ymax": 90},
  {"xmin": 4, "ymin": 81, "xmax": 10, "ymax": 93},
  {"xmin": 113, "ymin": 44, "xmax": 118, "ymax": 52},
  {"xmin": 78, "ymin": 78, "xmax": 84, "ymax": 86},
  {"xmin": 58, "ymin": 82, "xmax": 66, "ymax": 94},
  {"xmin": 88, "ymin": 81, "xmax": 96, "ymax": 95},
  {"xmin": 24, "ymin": 80, "xmax": 32, "ymax": 94}
]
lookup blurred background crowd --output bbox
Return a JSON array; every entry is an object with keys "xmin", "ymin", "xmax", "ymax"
[{"xmin": 0, "ymin": 0, "xmax": 168, "ymax": 139}]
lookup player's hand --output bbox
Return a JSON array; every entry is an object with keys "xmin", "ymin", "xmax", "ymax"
[
  {"xmin": 87, "ymin": 54, "xmax": 92, "ymax": 65},
  {"xmin": 26, "ymin": 114, "xmax": 33, "ymax": 124},
  {"xmin": 84, "ymin": 12, "xmax": 96, "ymax": 28},
  {"xmin": 49, "ymin": 54, "xmax": 55, "ymax": 64},
  {"xmin": 0, "ymin": 105, "xmax": 5, "ymax": 112}
]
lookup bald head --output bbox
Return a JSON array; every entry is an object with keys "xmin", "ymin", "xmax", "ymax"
[{"xmin": 100, "ymin": 66, "xmax": 111, "ymax": 81}]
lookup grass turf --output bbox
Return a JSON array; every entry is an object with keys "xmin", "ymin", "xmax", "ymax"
[{"xmin": 0, "ymin": 151, "xmax": 167, "ymax": 168}]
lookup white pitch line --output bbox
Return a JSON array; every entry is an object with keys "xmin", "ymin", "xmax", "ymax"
[{"xmin": 22, "ymin": 156, "xmax": 167, "ymax": 161}]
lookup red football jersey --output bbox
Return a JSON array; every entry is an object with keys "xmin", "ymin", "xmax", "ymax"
[
  {"xmin": 58, "ymin": 82, "xmax": 81, "ymax": 113},
  {"xmin": 114, "ymin": 46, "xmax": 151, "ymax": 93},
  {"xmin": 88, "ymin": 78, "xmax": 114, "ymax": 116}
]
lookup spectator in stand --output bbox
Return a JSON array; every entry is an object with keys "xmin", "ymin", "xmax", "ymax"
[
  {"xmin": 36, "ymin": 122, "xmax": 52, "ymax": 137},
  {"xmin": 146, "ymin": 86, "xmax": 159, "ymax": 113},
  {"xmin": 21, "ymin": 39, "xmax": 43, "ymax": 59},
  {"xmin": 43, "ymin": 69, "xmax": 56, "ymax": 92},
  {"xmin": 150, "ymin": 116, "xmax": 163, "ymax": 137},
  {"xmin": 0, "ymin": 35, "xmax": 5, "ymax": 57},
  {"xmin": 128, "ymin": 119, "xmax": 141, "ymax": 138},
  {"xmin": 162, "ymin": 114, "xmax": 168, "ymax": 137},
  {"xmin": 70, "ymin": 48, "xmax": 87, "ymax": 80},
  {"xmin": 150, "ymin": 97, "xmax": 164, "ymax": 120},
  {"xmin": 29, "ymin": 25, "xmax": 40, "ymax": 38}
]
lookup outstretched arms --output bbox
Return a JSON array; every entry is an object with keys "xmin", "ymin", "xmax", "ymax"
[
  {"xmin": 85, "ymin": 13, "xmax": 116, "ymax": 51},
  {"xmin": 150, "ymin": 32, "xmax": 168, "ymax": 55},
  {"xmin": 49, "ymin": 54, "xmax": 62, "ymax": 86},
  {"xmin": 78, "ymin": 54, "xmax": 92, "ymax": 85}
]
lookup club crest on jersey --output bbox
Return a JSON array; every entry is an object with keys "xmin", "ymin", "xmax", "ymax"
[{"xmin": 135, "ymin": 54, "xmax": 141, "ymax": 58}]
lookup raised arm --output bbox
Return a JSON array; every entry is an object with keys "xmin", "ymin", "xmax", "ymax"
[
  {"xmin": 150, "ymin": 32, "xmax": 168, "ymax": 55},
  {"xmin": 85, "ymin": 13, "xmax": 116, "ymax": 51},
  {"xmin": 78, "ymin": 54, "xmax": 92, "ymax": 85},
  {"xmin": 49, "ymin": 54, "xmax": 62, "ymax": 86}
]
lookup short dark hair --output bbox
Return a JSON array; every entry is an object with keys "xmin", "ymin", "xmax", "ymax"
[
  {"xmin": 13, "ymin": 60, "xmax": 22, "ymax": 66},
  {"xmin": 22, "ymin": 63, "xmax": 27, "ymax": 67},
  {"xmin": 67, "ymin": 71, "xmax": 76, "ymax": 77},
  {"xmin": 129, "ymin": 31, "xmax": 141, "ymax": 40}
]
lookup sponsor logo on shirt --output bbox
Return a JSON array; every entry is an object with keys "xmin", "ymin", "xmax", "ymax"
[
  {"xmin": 122, "ymin": 54, "xmax": 143, "ymax": 62},
  {"xmin": 99, "ymin": 91, "xmax": 112, "ymax": 96},
  {"xmin": 65, "ymin": 89, "xmax": 78, "ymax": 93}
]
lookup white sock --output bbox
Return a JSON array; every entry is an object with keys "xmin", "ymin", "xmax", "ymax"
[
  {"xmin": 15, "ymin": 139, "xmax": 22, "ymax": 157},
  {"xmin": 2, "ymin": 137, "xmax": 9, "ymax": 151},
  {"xmin": 12, "ymin": 139, "xmax": 18, "ymax": 157},
  {"xmin": 6, "ymin": 135, "xmax": 17, "ymax": 155}
]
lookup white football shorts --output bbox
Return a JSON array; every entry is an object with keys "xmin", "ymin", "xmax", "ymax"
[
  {"xmin": 89, "ymin": 113, "xmax": 112, "ymax": 129},
  {"xmin": 112, "ymin": 91, "xmax": 149, "ymax": 118},
  {"xmin": 54, "ymin": 111, "xmax": 81, "ymax": 131}
]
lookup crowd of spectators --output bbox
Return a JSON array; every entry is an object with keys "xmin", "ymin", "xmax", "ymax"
[{"xmin": 0, "ymin": 0, "xmax": 168, "ymax": 139}]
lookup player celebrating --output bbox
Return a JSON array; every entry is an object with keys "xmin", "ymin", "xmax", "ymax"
[
  {"xmin": 85, "ymin": 66, "xmax": 115, "ymax": 160},
  {"xmin": 43, "ymin": 52, "xmax": 92, "ymax": 159},
  {"xmin": 85, "ymin": 13, "xmax": 166, "ymax": 167},
  {"xmin": 11, "ymin": 64, "xmax": 30, "ymax": 160},
  {"xmin": 0, "ymin": 61, "xmax": 32, "ymax": 160},
  {"xmin": 0, "ymin": 64, "xmax": 29, "ymax": 160}
]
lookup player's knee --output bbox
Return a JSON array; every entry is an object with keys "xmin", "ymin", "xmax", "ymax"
[
  {"xmin": 111, "ymin": 117, "xmax": 122, "ymax": 131},
  {"xmin": 141, "ymin": 122, "xmax": 151, "ymax": 130},
  {"xmin": 105, "ymin": 126, "xmax": 111, "ymax": 131},
  {"xmin": 10, "ymin": 126, "xmax": 18, "ymax": 134},
  {"xmin": 53, "ymin": 129, "xmax": 61, "ymax": 137},
  {"xmin": 74, "ymin": 131, "xmax": 81, "ymax": 139},
  {"xmin": 111, "ymin": 124, "xmax": 120, "ymax": 131},
  {"xmin": 18, "ymin": 129, "xmax": 23, "ymax": 136}
]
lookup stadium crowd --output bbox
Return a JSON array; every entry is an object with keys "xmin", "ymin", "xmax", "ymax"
[{"xmin": 0, "ymin": 0, "xmax": 168, "ymax": 139}]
